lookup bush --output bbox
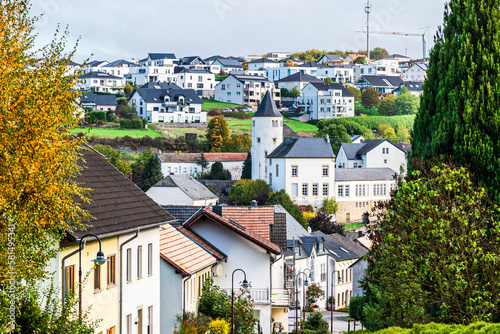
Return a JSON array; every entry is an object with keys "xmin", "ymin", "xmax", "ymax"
[
  {"xmin": 208, "ymin": 318, "xmax": 230, "ymax": 334},
  {"xmin": 85, "ymin": 110, "xmax": 106, "ymax": 124},
  {"xmin": 229, "ymin": 179, "xmax": 270, "ymax": 205},
  {"xmin": 208, "ymin": 109, "xmax": 221, "ymax": 116},
  {"xmin": 302, "ymin": 312, "xmax": 329, "ymax": 334},
  {"xmin": 224, "ymin": 110, "xmax": 251, "ymax": 119},
  {"xmin": 119, "ymin": 118, "xmax": 144, "ymax": 129},
  {"xmin": 349, "ymin": 296, "xmax": 365, "ymax": 321}
]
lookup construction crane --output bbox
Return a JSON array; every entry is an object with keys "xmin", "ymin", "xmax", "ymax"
[{"xmin": 356, "ymin": 27, "xmax": 429, "ymax": 60}]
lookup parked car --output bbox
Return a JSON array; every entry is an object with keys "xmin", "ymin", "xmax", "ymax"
[
  {"xmin": 243, "ymin": 108, "xmax": 252, "ymax": 112},
  {"xmin": 288, "ymin": 106, "xmax": 297, "ymax": 111}
]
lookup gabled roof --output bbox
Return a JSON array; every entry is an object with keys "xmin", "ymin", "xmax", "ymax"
[
  {"xmin": 319, "ymin": 54, "xmax": 344, "ymax": 62},
  {"xmin": 70, "ymin": 147, "xmax": 176, "ymax": 240},
  {"xmin": 159, "ymin": 224, "xmax": 218, "ymax": 276},
  {"xmin": 104, "ymin": 59, "xmax": 137, "ymax": 67},
  {"xmin": 78, "ymin": 71, "xmax": 123, "ymax": 80},
  {"xmin": 393, "ymin": 81, "xmax": 424, "ymax": 94},
  {"xmin": 311, "ymin": 231, "xmax": 366, "ymax": 261},
  {"xmin": 80, "ymin": 91, "xmax": 117, "ymax": 106},
  {"xmin": 335, "ymin": 168, "xmax": 396, "ymax": 181},
  {"xmin": 87, "ymin": 60, "xmax": 108, "ymax": 67},
  {"xmin": 249, "ymin": 58, "xmax": 278, "ymax": 64},
  {"xmin": 356, "ymin": 235, "xmax": 373, "ymax": 250},
  {"xmin": 277, "ymin": 72, "xmax": 322, "ymax": 83},
  {"xmin": 134, "ymin": 87, "xmax": 203, "ymax": 104},
  {"xmin": 179, "ymin": 56, "xmax": 206, "ymax": 65},
  {"xmin": 183, "ymin": 207, "xmax": 281, "ymax": 255},
  {"xmin": 148, "ymin": 53, "xmax": 176, "ymax": 60},
  {"xmin": 394, "ymin": 142, "xmax": 411, "ymax": 153},
  {"xmin": 382, "ymin": 54, "xmax": 411, "ymax": 60},
  {"xmin": 213, "ymin": 58, "xmax": 244, "ymax": 67},
  {"xmin": 204, "ymin": 55, "xmax": 225, "ymax": 62},
  {"xmin": 308, "ymin": 82, "xmax": 354, "ymax": 97},
  {"xmin": 151, "ymin": 175, "xmax": 217, "ymax": 201},
  {"xmin": 299, "ymin": 61, "xmax": 329, "ymax": 68},
  {"xmin": 212, "ymin": 205, "xmax": 275, "ymax": 240},
  {"xmin": 252, "ymin": 90, "xmax": 282, "ymax": 117},
  {"xmin": 140, "ymin": 82, "xmax": 181, "ymax": 90},
  {"xmin": 267, "ymin": 137, "xmax": 334, "ymax": 159},
  {"xmin": 232, "ymin": 74, "xmax": 269, "ymax": 83},
  {"xmin": 177, "ymin": 226, "xmax": 227, "ymax": 260},
  {"xmin": 161, "ymin": 206, "xmax": 203, "ymax": 227},
  {"xmin": 356, "ymin": 75, "xmax": 403, "ymax": 88},
  {"xmin": 340, "ymin": 139, "xmax": 405, "ymax": 160}
]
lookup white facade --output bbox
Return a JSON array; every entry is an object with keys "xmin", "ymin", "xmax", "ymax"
[
  {"xmin": 269, "ymin": 157, "xmax": 335, "ymax": 209},
  {"xmin": 128, "ymin": 66, "xmax": 178, "ymax": 85},
  {"xmin": 146, "ymin": 186, "xmax": 217, "ymax": 206},
  {"xmin": 373, "ymin": 59, "xmax": 400, "ymax": 76},
  {"xmin": 190, "ymin": 217, "xmax": 275, "ymax": 334},
  {"xmin": 248, "ymin": 60, "xmax": 281, "ymax": 71},
  {"xmin": 349, "ymin": 64, "xmax": 378, "ymax": 81},
  {"xmin": 78, "ymin": 72, "xmax": 126, "ymax": 93},
  {"xmin": 300, "ymin": 83, "xmax": 355, "ymax": 120},
  {"xmin": 177, "ymin": 70, "xmax": 216, "ymax": 97},
  {"xmin": 316, "ymin": 67, "xmax": 354, "ymax": 83},
  {"xmin": 131, "ymin": 91, "xmax": 206, "ymax": 124},
  {"xmin": 119, "ymin": 227, "xmax": 161, "ymax": 334},
  {"xmin": 401, "ymin": 63, "xmax": 428, "ymax": 82},
  {"xmin": 266, "ymin": 52, "xmax": 291, "ymax": 60},
  {"xmin": 336, "ymin": 140, "xmax": 407, "ymax": 174},
  {"xmin": 215, "ymin": 75, "xmax": 279, "ymax": 107},
  {"xmin": 251, "ymin": 114, "xmax": 283, "ymax": 183},
  {"xmin": 267, "ymin": 67, "xmax": 319, "ymax": 82},
  {"xmin": 161, "ymin": 160, "xmax": 245, "ymax": 180}
]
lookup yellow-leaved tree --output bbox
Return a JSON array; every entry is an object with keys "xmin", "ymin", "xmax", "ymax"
[{"xmin": 0, "ymin": 0, "xmax": 89, "ymax": 283}]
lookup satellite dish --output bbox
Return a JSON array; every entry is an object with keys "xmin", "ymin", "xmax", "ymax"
[{"xmin": 212, "ymin": 264, "xmax": 223, "ymax": 277}]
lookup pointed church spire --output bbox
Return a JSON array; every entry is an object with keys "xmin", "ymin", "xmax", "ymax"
[{"xmin": 253, "ymin": 90, "xmax": 282, "ymax": 117}]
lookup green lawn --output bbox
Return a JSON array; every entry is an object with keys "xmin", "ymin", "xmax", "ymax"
[
  {"xmin": 202, "ymin": 99, "xmax": 247, "ymax": 110},
  {"xmin": 355, "ymin": 102, "xmax": 380, "ymax": 116},
  {"xmin": 70, "ymin": 127, "xmax": 164, "ymax": 138},
  {"xmin": 344, "ymin": 222, "xmax": 367, "ymax": 231},
  {"xmin": 284, "ymin": 118, "xmax": 318, "ymax": 133}
]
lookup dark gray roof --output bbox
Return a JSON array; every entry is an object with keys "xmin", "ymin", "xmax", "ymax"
[
  {"xmin": 134, "ymin": 87, "xmax": 203, "ymax": 104},
  {"xmin": 249, "ymin": 58, "xmax": 278, "ymax": 64},
  {"xmin": 214, "ymin": 59, "xmax": 244, "ymax": 67},
  {"xmin": 340, "ymin": 139, "xmax": 404, "ymax": 159},
  {"xmin": 267, "ymin": 137, "xmax": 334, "ymax": 159},
  {"xmin": 308, "ymin": 82, "xmax": 354, "ymax": 97},
  {"xmin": 80, "ymin": 91, "xmax": 117, "ymax": 106},
  {"xmin": 180, "ymin": 69, "xmax": 212, "ymax": 74},
  {"xmin": 87, "ymin": 60, "xmax": 107, "ymax": 67},
  {"xmin": 79, "ymin": 71, "xmax": 123, "ymax": 80},
  {"xmin": 104, "ymin": 59, "xmax": 137, "ymax": 67},
  {"xmin": 161, "ymin": 206, "xmax": 203, "ymax": 227},
  {"xmin": 382, "ymin": 54, "xmax": 411, "ymax": 60},
  {"xmin": 340, "ymin": 143, "xmax": 364, "ymax": 160},
  {"xmin": 277, "ymin": 72, "xmax": 322, "ymax": 83},
  {"xmin": 319, "ymin": 54, "xmax": 344, "ymax": 62},
  {"xmin": 350, "ymin": 135, "xmax": 363, "ymax": 142},
  {"xmin": 357, "ymin": 139, "xmax": 386, "ymax": 155},
  {"xmin": 232, "ymin": 74, "xmax": 269, "ymax": 82},
  {"xmin": 140, "ymin": 82, "xmax": 181, "ymax": 90},
  {"xmin": 179, "ymin": 56, "xmax": 206, "ymax": 65},
  {"xmin": 204, "ymin": 55, "xmax": 225, "ymax": 62},
  {"xmin": 148, "ymin": 53, "xmax": 176, "ymax": 60},
  {"xmin": 152, "ymin": 175, "xmax": 217, "ymax": 201},
  {"xmin": 357, "ymin": 75, "xmax": 403, "ymax": 88},
  {"xmin": 335, "ymin": 168, "xmax": 396, "ymax": 181},
  {"xmin": 252, "ymin": 91, "xmax": 282, "ymax": 117},
  {"xmin": 311, "ymin": 231, "xmax": 366, "ymax": 261}
]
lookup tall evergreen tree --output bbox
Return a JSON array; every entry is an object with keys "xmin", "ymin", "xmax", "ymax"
[
  {"xmin": 241, "ymin": 152, "xmax": 252, "ymax": 179},
  {"xmin": 138, "ymin": 154, "xmax": 163, "ymax": 192},
  {"xmin": 411, "ymin": 0, "xmax": 500, "ymax": 200}
]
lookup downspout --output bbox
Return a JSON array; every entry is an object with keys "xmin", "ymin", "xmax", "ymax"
[
  {"xmin": 120, "ymin": 230, "xmax": 139, "ymax": 334},
  {"xmin": 182, "ymin": 274, "xmax": 192, "ymax": 317},
  {"xmin": 269, "ymin": 247, "xmax": 284, "ymax": 333}
]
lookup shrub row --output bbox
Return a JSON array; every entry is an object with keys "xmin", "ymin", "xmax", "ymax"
[{"xmin": 119, "ymin": 118, "xmax": 147, "ymax": 129}]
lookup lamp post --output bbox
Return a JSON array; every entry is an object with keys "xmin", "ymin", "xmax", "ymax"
[
  {"xmin": 295, "ymin": 271, "xmax": 309, "ymax": 332},
  {"xmin": 231, "ymin": 269, "xmax": 249, "ymax": 334},
  {"xmin": 302, "ymin": 269, "xmax": 311, "ymax": 322},
  {"xmin": 61, "ymin": 233, "xmax": 108, "ymax": 319},
  {"xmin": 330, "ymin": 270, "xmax": 342, "ymax": 334}
]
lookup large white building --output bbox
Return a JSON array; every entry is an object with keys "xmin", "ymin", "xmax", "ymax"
[
  {"xmin": 299, "ymin": 82, "xmax": 355, "ymax": 120},
  {"xmin": 214, "ymin": 74, "xmax": 280, "ymax": 107},
  {"xmin": 78, "ymin": 71, "xmax": 126, "ymax": 93},
  {"xmin": 131, "ymin": 82, "xmax": 206, "ymax": 123},
  {"xmin": 401, "ymin": 63, "xmax": 428, "ymax": 82},
  {"xmin": 128, "ymin": 53, "xmax": 179, "ymax": 85},
  {"xmin": 177, "ymin": 69, "xmax": 216, "ymax": 98}
]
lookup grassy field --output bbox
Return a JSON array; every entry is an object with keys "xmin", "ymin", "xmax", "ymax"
[
  {"xmin": 70, "ymin": 127, "xmax": 164, "ymax": 138},
  {"xmin": 284, "ymin": 118, "xmax": 318, "ymax": 133},
  {"xmin": 120, "ymin": 151, "xmax": 141, "ymax": 165},
  {"xmin": 202, "ymin": 99, "xmax": 247, "ymax": 110},
  {"xmin": 355, "ymin": 102, "xmax": 380, "ymax": 116},
  {"xmin": 344, "ymin": 222, "xmax": 367, "ymax": 231}
]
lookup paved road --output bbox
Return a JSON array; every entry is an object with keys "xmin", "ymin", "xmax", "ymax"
[{"xmin": 289, "ymin": 310, "xmax": 363, "ymax": 333}]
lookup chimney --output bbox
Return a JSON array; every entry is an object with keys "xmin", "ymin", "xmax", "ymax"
[
  {"xmin": 358, "ymin": 231, "xmax": 363, "ymax": 238},
  {"xmin": 325, "ymin": 134, "xmax": 330, "ymax": 142},
  {"xmin": 250, "ymin": 200, "xmax": 258, "ymax": 207}
]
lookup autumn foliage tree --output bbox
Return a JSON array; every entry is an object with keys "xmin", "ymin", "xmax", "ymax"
[
  {"xmin": 206, "ymin": 115, "xmax": 230, "ymax": 152},
  {"xmin": 0, "ymin": 0, "xmax": 90, "ymax": 283},
  {"xmin": 361, "ymin": 88, "xmax": 380, "ymax": 111}
]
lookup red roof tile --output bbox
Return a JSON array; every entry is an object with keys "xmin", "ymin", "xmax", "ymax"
[
  {"xmin": 217, "ymin": 206, "xmax": 275, "ymax": 240},
  {"xmin": 159, "ymin": 224, "xmax": 218, "ymax": 275},
  {"xmin": 177, "ymin": 227, "xmax": 226, "ymax": 261},
  {"xmin": 184, "ymin": 207, "xmax": 281, "ymax": 255}
]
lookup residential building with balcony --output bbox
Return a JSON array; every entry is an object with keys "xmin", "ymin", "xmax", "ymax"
[
  {"xmin": 248, "ymin": 58, "xmax": 281, "ymax": 71},
  {"xmin": 177, "ymin": 69, "xmax": 215, "ymax": 98},
  {"xmin": 214, "ymin": 75, "xmax": 280, "ymax": 107},
  {"xmin": 212, "ymin": 58, "xmax": 244, "ymax": 73},
  {"xmin": 131, "ymin": 84, "xmax": 206, "ymax": 123},
  {"xmin": 354, "ymin": 75, "xmax": 404, "ymax": 94},
  {"xmin": 77, "ymin": 71, "xmax": 126, "ymax": 93},
  {"xmin": 266, "ymin": 52, "xmax": 291, "ymax": 61},
  {"xmin": 128, "ymin": 53, "xmax": 179, "ymax": 84},
  {"xmin": 299, "ymin": 82, "xmax": 355, "ymax": 120},
  {"xmin": 100, "ymin": 59, "xmax": 137, "ymax": 77}
]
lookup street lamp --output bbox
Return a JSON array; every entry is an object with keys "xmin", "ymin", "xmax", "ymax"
[
  {"xmin": 302, "ymin": 269, "xmax": 311, "ymax": 322},
  {"xmin": 295, "ymin": 271, "xmax": 309, "ymax": 332},
  {"xmin": 231, "ymin": 269, "xmax": 249, "ymax": 334},
  {"xmin": 62, "ymin": 233, "xmax": 108, "ymax": 318},
  {"xmin": 331, "ymin": 270, "xmax": 342, "ymax": 334}
]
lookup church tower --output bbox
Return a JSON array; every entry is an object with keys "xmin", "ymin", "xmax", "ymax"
[{"xmin": 251, "ymin": 91, "xmax": 283, "ymax": 182}]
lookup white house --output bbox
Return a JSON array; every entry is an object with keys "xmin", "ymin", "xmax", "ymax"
[
  {"xmin": 82, "ymin": 60, "xmax": 109, "ymax": 74},
  {"xmin": 159, "ymin": 152, "xmax": 248, "ymax": 180},
  {"xmin": 266, "ymin": 52, "xmax": 291, "ymax": 61},
  {"xmin": 334, "ymin": 168, "xmax": 396, "ymax": 223},
  {"xmin": 248, "ymin": 58, "xmax": 281, "ymax": 71},
  {"xmin": 317, "ymin": 54, "xmax": 345, "ymax": 66},
  {"xmin": 401, "ymin": 62, "xmax": 428, "ymax": 81},
  {"xmin": 212, "ymin": 58, "xmax": 244, "ymax": 73},
  {"xmin": 355, "ymin": 75, "xmax": 404, "ymax": 94},
  {"xmin": 182, "ymin": 208, "xmax": 282, "ymax": 334},
  {"xmin": 336, "ymin": 139, "xmax": 407, "ymax": 174},
  {"xmin": 267, "ymin": 136, "xmax": 336, "ymax": 209},
  {"xmin": 78, "ymin": 72, "xmax": 126, "ymax": 93},
  {"xmin": 392, "ymin": 81, "xmax": 424, "ymax": 97},
  {"xmin": 299, "ymin": 82, "xmax": 355, "ymax": 120},
  {"xmin": 131, "ymin": 83, "xmax": 206, "ymax": 123},
  {"xmin": 159, "ymin": 223, "xmax": 219, "ymax": 333},
  {"xmin": 276, "ymin": 72, "xmax": 322, "ymax": 93},
  {"xmin": 177, "ymin": 69, "xmax": 216, "ymax": 98},
  {"xmin": 177, "ymin": 56, "xmax": 207, "ymax": 69},
  {"xmin": 267, "ymin": 66, "xmax": 320, "ymax": 82},
  {"xmin": 146, "ymin": 175, "xmax": 218, "ymax": 206},
  {"xmin": 101, "ymin": 59, "xmax": 137, "ymax": 77},
  {"xmin": 80, "ymin": 91, "xmax": 117, "ymax": 111},
  {"xmin": 317, "ymin": 67, "xmax": 354, "ymax": 83},
  {"xmin": 128, "ymin": 53, "xmax": 179, "ymax": 85},
  {"xmin": 214, "ymin": 75, "xmax": 280, "ymax": 107},
  {"xmin": 346, "ymin": 64, "xmax": 378, "ymax": 81},
  {"xmin": 372, "ymin": 59, "xmax": 400, "ymax": 77}
]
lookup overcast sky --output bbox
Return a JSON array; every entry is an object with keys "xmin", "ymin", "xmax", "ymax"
[{"xmin": 31, "ymin": 0, "xmax": 447, "ymax": 63}]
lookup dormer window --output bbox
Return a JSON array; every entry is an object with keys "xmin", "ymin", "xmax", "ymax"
[
  {"xmin": 294, "ymin": 247, "xmax": 300, "ymax": 256},
  {"xmin": 319, "ymin": 243, "xmax": 324, "ymax": 252}
]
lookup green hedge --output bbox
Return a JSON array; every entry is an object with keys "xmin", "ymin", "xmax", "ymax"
[
  {"xmin": 317, "ymin": 115, "xmax": 415, "ymax": 132},
  {"xmin": 351, "ymin": 322, "xmax": 500, "ymax": 333},
  {"xmin": 85, "ymin": 111, "xmax": 106, "ymax": 124},
  {"xmin": 119, "ymin": 118, "xmax": 147, "ymax": 129}
]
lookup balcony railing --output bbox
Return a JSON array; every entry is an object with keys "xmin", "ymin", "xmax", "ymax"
[
  {"xmin": 163, "ymin": 102, "xmax": 177, "ymax": 107},
  {"xmin": 222, "ymin": 288, "xmax": 270, "ymax": 304},
  {"xmin": 271, "ymin": 289, "xmax": 290, "ymax": 307}
]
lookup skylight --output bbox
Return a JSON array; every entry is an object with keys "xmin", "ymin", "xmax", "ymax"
[{"xmin": 340, "ymin": 247, "xmax": 349, "ymax": 253}]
